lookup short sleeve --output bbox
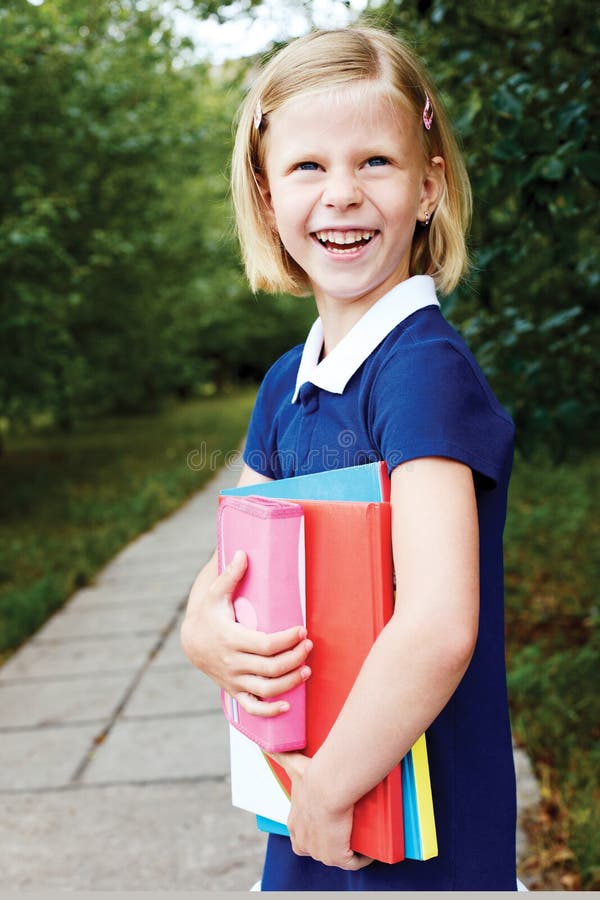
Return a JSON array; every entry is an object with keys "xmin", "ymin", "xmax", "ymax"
[
  {"xmin": 242, "ymin": 347, "xmax": 301, "ymax": 479},
  {"xmin": 242, "ymin": 376, "xmax": 276, "ymax": 478},
  {"xmin": 369, "ymin": 339, "xmax": 514, "ymax": 488}
]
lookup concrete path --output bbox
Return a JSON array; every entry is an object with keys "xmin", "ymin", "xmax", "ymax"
[{"xmin": 0, "ymin": 460, "xmax": 539, "ymax": 890}]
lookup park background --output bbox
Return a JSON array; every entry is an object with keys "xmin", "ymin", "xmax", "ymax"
[{"xmin": 0, "ymin": 0, "xmax": 597, "ymax": 889}]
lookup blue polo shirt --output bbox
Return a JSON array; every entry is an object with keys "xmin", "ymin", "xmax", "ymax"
[{"xmin": 243, "ymin": 276, "xmax": 517, "ymax": 890}]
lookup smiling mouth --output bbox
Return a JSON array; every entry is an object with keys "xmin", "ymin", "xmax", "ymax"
[{"xmin": 313, "ymin": 229, "xmax": 377, "ymax": 253}]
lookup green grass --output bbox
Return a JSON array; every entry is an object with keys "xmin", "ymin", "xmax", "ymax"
[
  {"xmin": 504, "ymin": 453, "xmax": 599, "ymax": 889},
  {"xmin": 0, "ymin": 389, "xmax": 256, "ymax": 658}
]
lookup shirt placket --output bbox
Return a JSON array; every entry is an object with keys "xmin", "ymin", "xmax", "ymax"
[{"xmin": 295, "ymin": 383, "xmax": 320, "ymax": 475}]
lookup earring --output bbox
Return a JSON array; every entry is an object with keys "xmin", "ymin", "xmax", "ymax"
[
  {"xmin": 254, "ymin": 99, "xmax": 263, "ymax": 130},
  {"xmin": 423, "ymin": 93, "xmax": 433, "ymax": 131},
  {"xmin": 424, "ymin": 210, "xmax": 430, "ymax": 226}
]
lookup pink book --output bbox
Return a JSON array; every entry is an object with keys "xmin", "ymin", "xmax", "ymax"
[{"xmin": 216, "ymin": 495, "xmax": 306, "ymax": 753}]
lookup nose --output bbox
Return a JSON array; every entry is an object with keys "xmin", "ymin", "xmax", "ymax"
[{"xmin": 321, "ymin": 168, "xmax": 362, "ymax": 210}]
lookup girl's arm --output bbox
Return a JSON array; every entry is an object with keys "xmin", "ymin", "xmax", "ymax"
[
  {"xmin": 272, "ymin": 456, "xmax": 479, "ymax": 868},
  {"xmin": 180, "ymin": 463, "xmax": 313, "ymax": 716}
]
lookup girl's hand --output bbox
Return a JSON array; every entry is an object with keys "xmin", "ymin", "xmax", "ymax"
[
  {"xmin": 181, "ymin": 549, "xmax": 312, "ymax": 717},
  {"xmin": 269, "ymin": 751, "xmax": 373, "ymax": 871}
]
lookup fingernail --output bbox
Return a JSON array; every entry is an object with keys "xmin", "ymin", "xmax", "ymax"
[
  {"xmin": 304, "ymin": 639, "xmax": 313, "ymax": 652},
  {"xmin": 300, "ymin": 666, "xmax": 311, "ymax": 681},
  {"xmin": 298, "ymin": 626, "xmax": 307, "ymax": 639},
  {"xmin": 229, "ymin": 550, "xmax": 243, "ymax": 567},
  {"xmin": 279, "ymin": 701, "xmax": 290, "ymax": 712}
]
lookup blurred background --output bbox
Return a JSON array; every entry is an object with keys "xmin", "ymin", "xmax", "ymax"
[{"xmin": 0, "ymin": 0, "xmax": 598, "ymax": 889}]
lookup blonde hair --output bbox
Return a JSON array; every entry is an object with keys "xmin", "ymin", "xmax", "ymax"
[{"xmin": 231, "ymin": 27, "xmax": 472, "ymax": 297}]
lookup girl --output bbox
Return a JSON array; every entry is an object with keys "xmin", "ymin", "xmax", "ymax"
[{"xmin": 181, "ymin": 26, "xmax": 518, "ymax": 891}]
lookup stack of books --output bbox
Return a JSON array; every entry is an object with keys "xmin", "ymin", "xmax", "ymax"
[{"xmin": 217, "ymin": 462, "xmax": 437, "ymax": 864}]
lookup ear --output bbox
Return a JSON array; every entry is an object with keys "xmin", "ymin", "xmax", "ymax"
[{"xmin": 419, "ymin": 155, "xmax": 445, "ymax": 221}]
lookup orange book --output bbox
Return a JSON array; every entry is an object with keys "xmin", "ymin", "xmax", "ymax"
[{"xmin": 225, "ymin": 498, "xmax": 404, "ymax": 864}]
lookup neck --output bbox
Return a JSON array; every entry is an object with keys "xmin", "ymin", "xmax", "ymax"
[
  {"xmin": 316, "ymin": 304, "xmax": 363, "ymax": 357},
  {"xmin": 312, "ymin": 265, "xmax": 413, "ymax": 356},
  {"xmin": 313, "ymin": 286, "xmax": 394, "ymax": 357}
]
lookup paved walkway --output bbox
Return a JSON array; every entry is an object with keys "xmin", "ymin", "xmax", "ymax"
[{"xmin": 0, "ymin": 461, "xmax": 539, "ymax": 890}]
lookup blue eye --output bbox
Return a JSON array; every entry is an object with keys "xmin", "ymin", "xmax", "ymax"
[
  {"xmin": 366, "ymin": 156, "xmax": 389, "ymax": 167},
  {"xmin": 297, "ymin": 161, "xmax": 319, "ymax": 171}
]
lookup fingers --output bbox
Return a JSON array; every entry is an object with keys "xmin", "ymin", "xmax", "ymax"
[
  {"xmin": 302, "ymin": 850, "xmax": 373, "ymax": 871},
  {"xmin": 237, "ymin": 623, "xmax": 310, "ymax": 656},
  {"xmin": 226, "ymin": 632, "xmax": 312, "ymax": 709},
  {"xmin": 233, "ymin": 663, "xmax": 311, "ymax": 713},
  {"xmin": 184, "ymin": 549, "xmax": 313, "ymax": 707},
  {"xmin": 233, "ymin": 692, "xmax": 293, "ymax": 717},
  {"xmin": 209, "ymin": 554, "xmax": 311, "ymax": 662},
  {"xmin": 341, "ymin": 853, "xmax": 374, "ymax": 871},
  {"xmin": 289, "ymin": 844, "xmax": 373, "ymax": 871},
  {"xmin": 240, "ymin": 637, "xmax": 313, "ymax": 676},
  {"xmin": 287, "ymin": 842, "xmax": 373, "ymax": 870},
  {"xmin": 267, "ymin": 751, "xmax": 310, "ymax": 779},
  {"xmin": 208, "ymin": 549, "xmax": 248, "ymax": 604}
]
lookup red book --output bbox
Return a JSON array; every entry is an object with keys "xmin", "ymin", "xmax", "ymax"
[{"xmin": 223, "ymin": 496, "xmax": 404, "ymax": 864}]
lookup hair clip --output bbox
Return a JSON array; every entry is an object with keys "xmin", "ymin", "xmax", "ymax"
[
  {"xmin": 423, "ymin": 93, "xmax": 433, "ymax": 131},
  {"xmin": 254, "ymin": 99, "xmax": 263, "ymax": 131}
]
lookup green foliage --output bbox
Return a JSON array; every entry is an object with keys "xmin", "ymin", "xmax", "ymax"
[
  {"xmin": 508, "ymin": 637, "xmax": 600, "ymax": 887},
  {"xmin": 0, "ymin": 1, "xmax": 313, "ymax": 431},
  {"xmin": 504, "ymin": 453, "xmax": 599, "ymax": 886},
  {"xmin": 1, "ymin": 0, "xmax": 208, "ymax": 423},
  {"xmin": 366, "ymin": 0, "xmax": 599, "ymax": 458},
  {"xmin": 0, "ymin": 389, "xmax": 256, "ymax": 656},
  {"xmin": 5, "ymin": 0, "xmax": 596, "ymax": 456},
  {"xmin": 508, "ymin": 638, "xmax": 600, "ymax": 766},
  {"xmin": 263, "ymin": 0, "xmax": 599, "ymax": 459},
  {"xmin": 186, "ymin": 0, "xmax": 265, "ymax": 21},
  {"xmin": 504, "ymin": 454, "xmax": 598, "ymax": 648}
]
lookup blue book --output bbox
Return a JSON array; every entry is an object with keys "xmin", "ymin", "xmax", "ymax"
[{"xmin": 221, "ymin": 461, "xmax": 390, "ymax": 503}]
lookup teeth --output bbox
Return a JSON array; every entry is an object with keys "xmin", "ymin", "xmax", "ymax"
[{"xmin": 315, "ymin": 229, "xmax": 375, "ymax": 246}]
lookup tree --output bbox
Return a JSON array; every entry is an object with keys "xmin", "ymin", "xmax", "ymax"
[
  {"xmin": 364, "ymin": 0, "xmax": 600, "ymax": 457},
  {"xmin": 0, "ymin": 0, "xmax": 315, "ymax": 432},
  {"xmin": 3, "ymin": 0, "xmax": 597, "ymax": 457},
  {"xmin": 0, "ymin": 0, "xmax": 215, "ymax": 425}
]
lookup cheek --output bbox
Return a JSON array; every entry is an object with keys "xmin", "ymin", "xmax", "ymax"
[{"xmin": 270, "ymin": 198, "xmax": 306, "ymax": 245}]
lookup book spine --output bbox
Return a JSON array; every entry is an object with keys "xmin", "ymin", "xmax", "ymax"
[
  {"xmin": 350, "ymin": 503, "xmax": 404, "ymax": 864},
  {"xmin": 367, "ymin": 503, "xmax": 394, "ymax": 633},
  {"xmin": 411, "ymin": 732, "xmax": 438, "ymax": 859},
  {"xmin": 377, "ymin": 462, "xmax": 392, "ymax": 502}
]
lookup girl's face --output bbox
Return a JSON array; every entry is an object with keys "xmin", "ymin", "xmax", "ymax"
[{"xmin": 260, "ymin": 85, "xmax": 444, "ymax": 316}]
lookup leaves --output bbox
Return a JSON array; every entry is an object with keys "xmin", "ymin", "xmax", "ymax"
[
  {"xmin": 0, "ymin": 0, "xmax": 316, "ymax": 429},
  {"xmin": 504, "ymin": 453, "xmax": 600, "ymax": 888},
  {"xmin": 372, "ymin": 0, "xmax": 599, "ymax": 459},
  {"xmin": 1, "ymin": 0, "xmax": 598, "ymax": 456}
]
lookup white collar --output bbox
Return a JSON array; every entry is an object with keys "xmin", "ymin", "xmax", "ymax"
[{"xmin": 292, "ymin": 275, "xmax": 439, "ymax": 402}]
